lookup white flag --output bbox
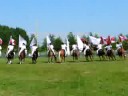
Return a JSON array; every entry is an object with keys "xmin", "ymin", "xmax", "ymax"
[
  {"xmin": 19, "ymin": 35, "xmax": 27, "ymax": 47},
  {"xmin": 66, "ymin": 39, "xmax": 70, "ymax": 56},
  {"xmin": 46, "ymin": 36, "xmax": 51, "ymax": 47},
  {"xmin": 89, "ymin": 36, "xmax": 101, "ymax": 45},
  {"xmin": 76, "ymin": 35, "xmax": 83, "ymax": 51},
  {"xmin": 30, "ymin": 37, "xmax": 37, "ymax": 47}
]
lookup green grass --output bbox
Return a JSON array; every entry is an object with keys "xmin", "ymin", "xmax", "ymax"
[{"xmin": 0, "ymin": 57, "xmax": 127, "ymax": 96}]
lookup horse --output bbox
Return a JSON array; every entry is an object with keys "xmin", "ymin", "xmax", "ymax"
[
  {"xmin": 6, "ymin": 50, "xmax": 14, "ymax": 64},
  {"xmin": 48, "ymin": 50, "xmax": 57, "ymax": 63},
  {"xmin": 19, "ymin": 50, "xmax": 26, "ymax": 64},
  {"xmin": 117, "ymin": 48, "xmax": 126, "ymax": 59},
  {"xmin": 32, "ymin": 49, "xmax": 38, "ymax": 64},
  {"xmin": 72, "ymin": 49, "xmax": 79, "ymax": 61},
  {"xmin": 106, "ymin": 49, "xmax": 116, "ymax": 60},
  {"xmin": 97, "ymin": 49, "xmax": 105, "ymax": 60},
  {"xmin": 58, "ymin": 49, "xmax": 65, "ymax": 63},
  {"xmin": 84, "ymin": 49, "xmax": 93, "ymax": 61}
]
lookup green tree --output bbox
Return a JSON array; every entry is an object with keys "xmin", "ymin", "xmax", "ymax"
[
  {"xmin": 41, "ymin": 38, "xmax": 47, "ymax": 51},
  {"xmin": 89, "ymin": 32, "xmax": 93, "ymax": 36},
  {"xmin": 122, "ymin": 41, "xmax": 128, "ymax": 50},
  {"xmin": 0, "ymin": 25, "xmax": 29, "ymax": 51},
  {"xmin": 125, "ymin": 34, "xmax": 128, "ymax": 38},
  {"xmin": 94, "ymin": 33, "xmax": 99, "ymax": 38},
  {"xmin": 67, "ymin": 32, "xmax": 76, "ymax": 46},
  {"xmin": 49, "ymin": 34, "xmax": 55, "ymax": 44},
  {"xmin": 53, "ymin": 37, "xmax": 63, "ymax": 51}
]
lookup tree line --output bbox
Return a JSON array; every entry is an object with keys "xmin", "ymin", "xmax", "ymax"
[{"xmin": 0, "ymin": 25, "xmax": 128, "ymax": 52}]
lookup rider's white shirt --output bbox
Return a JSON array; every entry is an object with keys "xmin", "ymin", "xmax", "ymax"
[
  {"xmin": 83, "ymin": 44, "xmax": 90, "ymax": 50},
  {"xmin": 20, "ymin": 45, "xmax": 26, "ymax": 50},
  {"xmin": 83, "ymin": 44, "xmax": 86, "ymax": 48},
  {"xmin": 97, "ymin": 44, "xmax": 102, "ymax": 49},
  {"xmin": 61, "ymin": 44, "xmax": 66, "ymax": 50},
  {"xmin": 116, "ymin": 43, "xmax": 122, "ymax": 50},
  {"xmin": 72, "ymin": 44, "xmax": 77, "ymax": 50},
  {"xmin": 105, "ymin": 45, "xmax": 112, "ymax": 50},
  {"xmin": 31, "ymin": 46, "xmax": 38, "ymax": 51},
  {"xmin": 48, "ymin": 45, "xmax": 54, "ymax": 50},
  {"xmin": 8, "ymin": 45, "xmax": 14, "ymax": 51}
]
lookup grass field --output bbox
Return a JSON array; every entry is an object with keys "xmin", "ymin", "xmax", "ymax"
[{"xmin": 0, "ymin": 56, "xmax": 128, "ymax": 96}]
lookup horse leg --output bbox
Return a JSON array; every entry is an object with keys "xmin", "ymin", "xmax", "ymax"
[
  {"xmin": 61, "ymin": 57, "xmax": 63, "ymax": 63},
  {"xmin": 8, "ymin": 60, "xmax": 11, "ymax": 64},
  {"xmin": 75, "ymin": 55, "xmax": 77, "ymax": 60},
  {"xmin": 6, "ymin": 59, "xmax": 9, "ymax": 64},
  {"xmin": 32, "ymin": 58, "xmax": 34, "ymax": 64},
  {"xmin": 77, "ymin": 55, "xmax": 78, "ymax": 60},
  {"xmin": 113, "ymin": 55, "xmax": 116, "ymax": 60},
  {"xmin": 34, "ymin": 57, "xmax": 37, "ymax": 64},
  {"xmin": 108, "ymin": 56, "xmax": 110, "ymax": 61},
  {"xmin": 20, "ymin": 58, "xmax": 22, "ymax": 64},
  {"xmin": 112, "ymin": 54, "xmax": 116, "ymax": 60},
  {"xmin": 10, "ymin": 59, "xmax": 12, "ymax": 64},
  {"xmin": 99, "ymin": 56, "xmax": 101, "ymax": 61},
  {"xmin": 73, "ymin": 55, "xmax": 74, "ymax": 61},
  {"xmin": 90, "ymin": 55, "xmax": 92, "ymax": 61},
  {"xmin": 51, "ymin": 57, "xmax": 53, "ymax": 63},
  {"xmin": 91, "ymin": 54, "xmax": 94, "ymax": 61},
  {"xmin": 61, "ymin": 56, "xmax": 63, "ymax": 63},
  {"xmin": 123, "ymin": 53, "xmax": 126, "ymax": 59},
  {"xmin": 86, "ymin": 56, "xmax": 88, "ymax": 61},
  {"xmin": 102, "ymin": 55, "xmax": 105, "ymax": 60},
  {"xmin": 48, "ymin": 57, "xmax": 50, "ymax": 63},
  {"xmin": 64, "ymin": 56, "xmax": 65, "ymax": 62}
]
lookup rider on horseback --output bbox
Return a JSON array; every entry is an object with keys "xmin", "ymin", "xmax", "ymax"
[
  {"xmin": 6, "ymin": 37, "xmax": 16, "ymax": 57},
  {"xmin": 31, "ymin": 44, "xmax": 38, "ymax": 57},
  {"xmin": 18, "ymin": 43, "xmax": 26, "ymax": 56},
  {"xmin": 116, "ymin": 41, "xmax": 123, "ymax": 54},
  {"xmin": 96, "ymin": 43, "xmax": 103, "ymax": 55},
  {"xmin": 83, "ymin": 42, "xmax": 91, "ymax": 56},
  {"xmin": 48, "ymin": 43, "xmax": 56, "ymax": 57},
  {"xmin": 6, "ymin": 41, "xmax": 15, "ymax": 57},
  {"xmin": 104, "ymin": 43, "xmax": 113, "ymax": 55},
  {"xmin": 71, "ymin": 44, "xmax": 78, "ymax": 55},
  {"xmin": 61, "ymin": 43, "xmax": 67, "ymax": 56}
]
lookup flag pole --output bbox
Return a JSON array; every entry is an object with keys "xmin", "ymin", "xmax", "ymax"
[{"xmin": 35, "ymin": 20, "xmax": 38, "ymax": 46}]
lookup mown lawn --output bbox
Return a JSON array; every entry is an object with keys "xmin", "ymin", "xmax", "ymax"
[{"xmin": 0, "ymin": 57, "xmax": 127, "ymax": 96}]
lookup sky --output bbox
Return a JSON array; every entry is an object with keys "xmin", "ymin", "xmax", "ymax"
[{"xmin": 0, "ymin": 0, "xmax": 128, "ymax": 43}]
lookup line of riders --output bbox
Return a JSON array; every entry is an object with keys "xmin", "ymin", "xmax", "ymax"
[
  {"xmin": 4, "ymin": 40, "xmax": 126, "ymax": 64},
  {"xmin": 6, "ymin": 41, "xmax": 38, "ymax": 64},
  {"xmin": 47, "ymin": 41, "xmax": 126, "ymax": 63}
]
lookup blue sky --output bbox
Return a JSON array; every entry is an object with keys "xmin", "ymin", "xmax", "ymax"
[{"xmin": 0, "ymin": 0, "xmax": 128, "ymax": 43}]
